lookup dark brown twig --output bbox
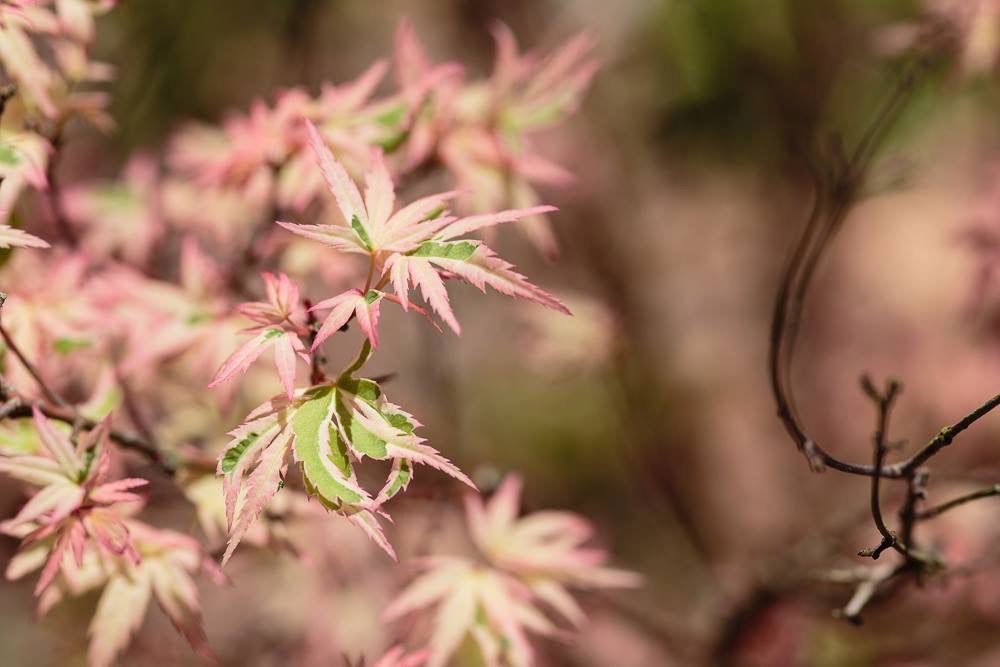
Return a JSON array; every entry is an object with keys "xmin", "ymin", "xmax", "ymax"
[
  {"xmin": 0, "ymin": 398, "xmax": 175, "ymax": 475},
  {"xmin": 858, "ymin": 376, "xmax": 907, "ymax": 559},
  {"xmin": 768, "ymin": 56, "xmax": 927, "ymax": 478},
  {"xmin": 916, "ymin": 484, "xmax": 1000, "ymax": 520}
]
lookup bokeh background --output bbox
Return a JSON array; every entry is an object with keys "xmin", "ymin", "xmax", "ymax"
[{"xmin": 7, "ymin": 0, "xmax": 1000, "ymax": 664}]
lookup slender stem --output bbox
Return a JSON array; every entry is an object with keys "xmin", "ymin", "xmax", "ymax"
[
  {"xmin": 114, "ymin": 366, "xmax": 160, "ymax": 450},
  {"xmin": 768, "ymin": 57, "xmax": 923, "ymax": 476},
  {"xmin": 303, "ymin": 298, "xmax": 327, "ymax": 384},
  {"xmin": 362, "ymin": 254, "xmax": 377, "ymax": 293},
  {"xmin": 859, "ymin": 377, "xmax": 908, "ymax": 559},
  {"xmin": 0, "ymin": 315, "xmax": 68, "ymax": 409},
  {"xmin": 898, "ymin": 469, "xmax": 928, "ymax": 548},
  {"xmin": 0, "ymin": 296, "xmax": 172, "ymax": 473},
  {"xmin": 894, "ymin": 394, "xmax": 1000, "ymax": 475},
  {"xmin": 0, "ymin": 399, "xmax": 174, "ymax": 474},
  {"xmin": 43, "ymin": 123, "xmax": 78, "ymax": 247},
  {"xmin": 916, "ymin": 484, "xmax": 1000, "ymax": 520}
]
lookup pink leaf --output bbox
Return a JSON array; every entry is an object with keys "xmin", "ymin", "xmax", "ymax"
[{"xmin": 304, "ymin": 119, "xmax": 366, "ymax": 230}]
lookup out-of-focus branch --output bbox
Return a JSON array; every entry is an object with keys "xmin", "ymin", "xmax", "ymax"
[
  {"xmin": 0, "ymin": 399, "xmax": 176, "ymax": 474},
  {"xmin": 114, "ymin": 365, "xmax": 161, "ymax": 452},
  {"xmin": 0, "ymin": 292, "xmax": 68, "ymax": 408},
  {"xmin": 0, "ymin": 294, "xmax": 175, "ymax": 474},
  {"xmin": 768, "ymin": 56, "xmax": 924, "ymax": 478},
  {"xmin": 42, "ymin": 122, "xmax": 79, "ymax": 247},
  {"xmin": 835, "ymin": 562, "xmax": 905, "ymax": 625}
]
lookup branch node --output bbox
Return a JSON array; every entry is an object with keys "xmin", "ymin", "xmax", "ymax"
[
  {"xmin": 802, "ymin": 438, "xmax": 827, "ymax": 473},
  {"xmin": 859, "ymin": 532, "xmax": 896, "ymax": 560}
]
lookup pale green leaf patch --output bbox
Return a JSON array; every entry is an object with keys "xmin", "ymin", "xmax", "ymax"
[
  {"xmin": 411, "ymin": 240, "xmax": 478, "ymax": 261},
  {"xmin": 220, "ymin": 431, "xmax": 263, "ymax": 475},
  {"xmin": 291, "ymin": 384, "xmax": 366, "ymax": 505},
  {"xmin": 0, "ymin": 143, "xmax": 21, "ymax": 166},
  {"xmin": 350, "ymin": 214, "xmax": 373, "ymax": 251}
]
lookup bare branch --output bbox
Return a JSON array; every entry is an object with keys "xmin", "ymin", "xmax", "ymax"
[
  {"xmin": 916, "ymin": 484, "xmax": 1000, "ymax": 520},
  {"xmin": 835, "ymin": 562, "xmax": 905, "ymax": 624},
  {"xmin": 894, "ymin": 394, "xmax": 1000, "ymax": 475},
  {"xmin": 859, "ymin": 376, "xmax": 908, "ymax": 559}
]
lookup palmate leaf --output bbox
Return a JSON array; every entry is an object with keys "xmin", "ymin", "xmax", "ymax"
[
  {"xmin": 388, "ymin": 238, "xmax": 569, "ymax": 335},
  {"xmin": 217, "ymin": 352, "xmax": 472, "ymax": 562},
  {"xmin": 88, "ymin": 569, "xmax": 152, "ymax": 667},
  {"xmin": 421, "ymin": 242, "xmax": 568, "ymax": 314},
  {"xmin": 291, "ymin": 385, "xmax": 369, "ymax": 507}
]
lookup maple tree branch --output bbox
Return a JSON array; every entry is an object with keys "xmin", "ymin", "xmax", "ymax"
[
  {"xmin": 915, "ymin": 484, "xmax": 1000, "ymax": 520},
  {"xmin": 898, "ymin": 468, "xmax": 928, "ymax": 548},
  {"xmin": 768, "ymin": 56, "xmax": 926, "ymax": 479},
  {"xmin": 858, "ymin": 376, "xmax": 909, "ymax": 559},
  {"xmin": 114, "ymin": 365, "xmax": 161, "ymax": 452},
  {"xmin": 894, "ymin": 394, "xmax": 1000, "ymax": 475},
  {"xmin": 42, "ymin": 122, "xmax": 79, "ymax": 248},
  {"xmin": 0, "ymin": 293, "xmax": 69, "ymax": 408},
  {"xmin": 762, "ymin": 47, "xmax": 993, "ymax": 620},
  {"xmin": 303, "ymin": 297, "xmax": 327, "ymax": 384},
  {"xmin": 835, "ymin": 562, "xmax": 906, "ymax": 624},
  {"xmin": 0, "ymin": 294, "xmax": 175, "ymax": 474},
  {"xmin": 0, "ymin": 394, "xmax": 176, "ymax": 474}
]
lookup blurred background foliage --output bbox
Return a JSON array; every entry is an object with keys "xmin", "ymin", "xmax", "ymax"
[{"xmin": 9, "ymin": 0, "xmax": 1000, "ymax": 664}]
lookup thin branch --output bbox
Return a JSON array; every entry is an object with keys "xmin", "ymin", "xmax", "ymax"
[
  {"xmin": 768, "ymin": 57, "xmax": 923, "ymax": 477},
  {"xmin": 0, "ymin": 295, "xmax": 173, "ymax": 474},
  {"xmin": 858, "ymin": 376, "xmax": 908, "ymax": 559},
  {"xmin": 43, "ymin": 123, "xmax": 79, "ymax": 247},
  {"xmin": 114, "ymin": 366, "xmax": 160, "ymax": 451},
  {"xmin": 916, "ymin": 484, "xmax": 1000, "ymax": 520},
  {"xmin": 303, "ymin": 298, "xmax": 327, "ymax": 384},
  {"xmin": 835, "ymin": 562, "xmax": 906, "ymax": 624},
  {"xmin": 894, "ymin": 393, "xmax": 1000, "ymax": 475},
  {"xmin": 898, "ymin": 469, "xmax": 929, "ymax": 548},
  {"xmin": 0, "ymin": 295, "xmax": 68, "ymax": 408},
  {"xmin": 0, "ymin": 399, "xmax": 175, "ymax": 475}
]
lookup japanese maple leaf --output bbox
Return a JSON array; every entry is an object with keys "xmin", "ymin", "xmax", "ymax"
[
  {"xmin": 0, "ymin": 408, "xmax": 148, "ymax": 596},
  {"xmin": 169, "ymin": 91, "xmax": 303, "ymax": 195},
  {"xmin": 217, "ymin": 342, "xmax": 473, "ymax": 565},
  {"xmin": 485, "ymin": 22, "xmax": 597, "ymax": 136},
  {"xmin": 87, "ymin": 521, "xmax": 218, "ymax": 667},
  {"xmin": 0, "ymin": 6, "xmax": 60, "ymax": 117},
  {"xmin": 208, "ymin": 271, "xmax": 310, "ymax": 399},
  {"xmin": 384, "ymin": 475, "xmax": 638, "ymax": 667},
  {"xmin": 466, "ymin": 475, "xmax": 641, "ymax": 591},
  {"xmin": 0, "ymin": 131, "xmax": 51, "ymax": 223},
  {"xmin": 390, "ymin": 20, "xmax": 465, "ymax": 173},
  {"xmin": 278, "ymin": 120, "xmax": 568, "ymax": 337},
  {"xmin": 384, "ymin": 558, "xmax": 554, "ymax": 667},
  {"xmin": 433, "ymin": 24, "xmax": 596, "ymax": 258},
  {"xmin": 9, "ymin": 514, "xmax": 218, "ymax": 667}
]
